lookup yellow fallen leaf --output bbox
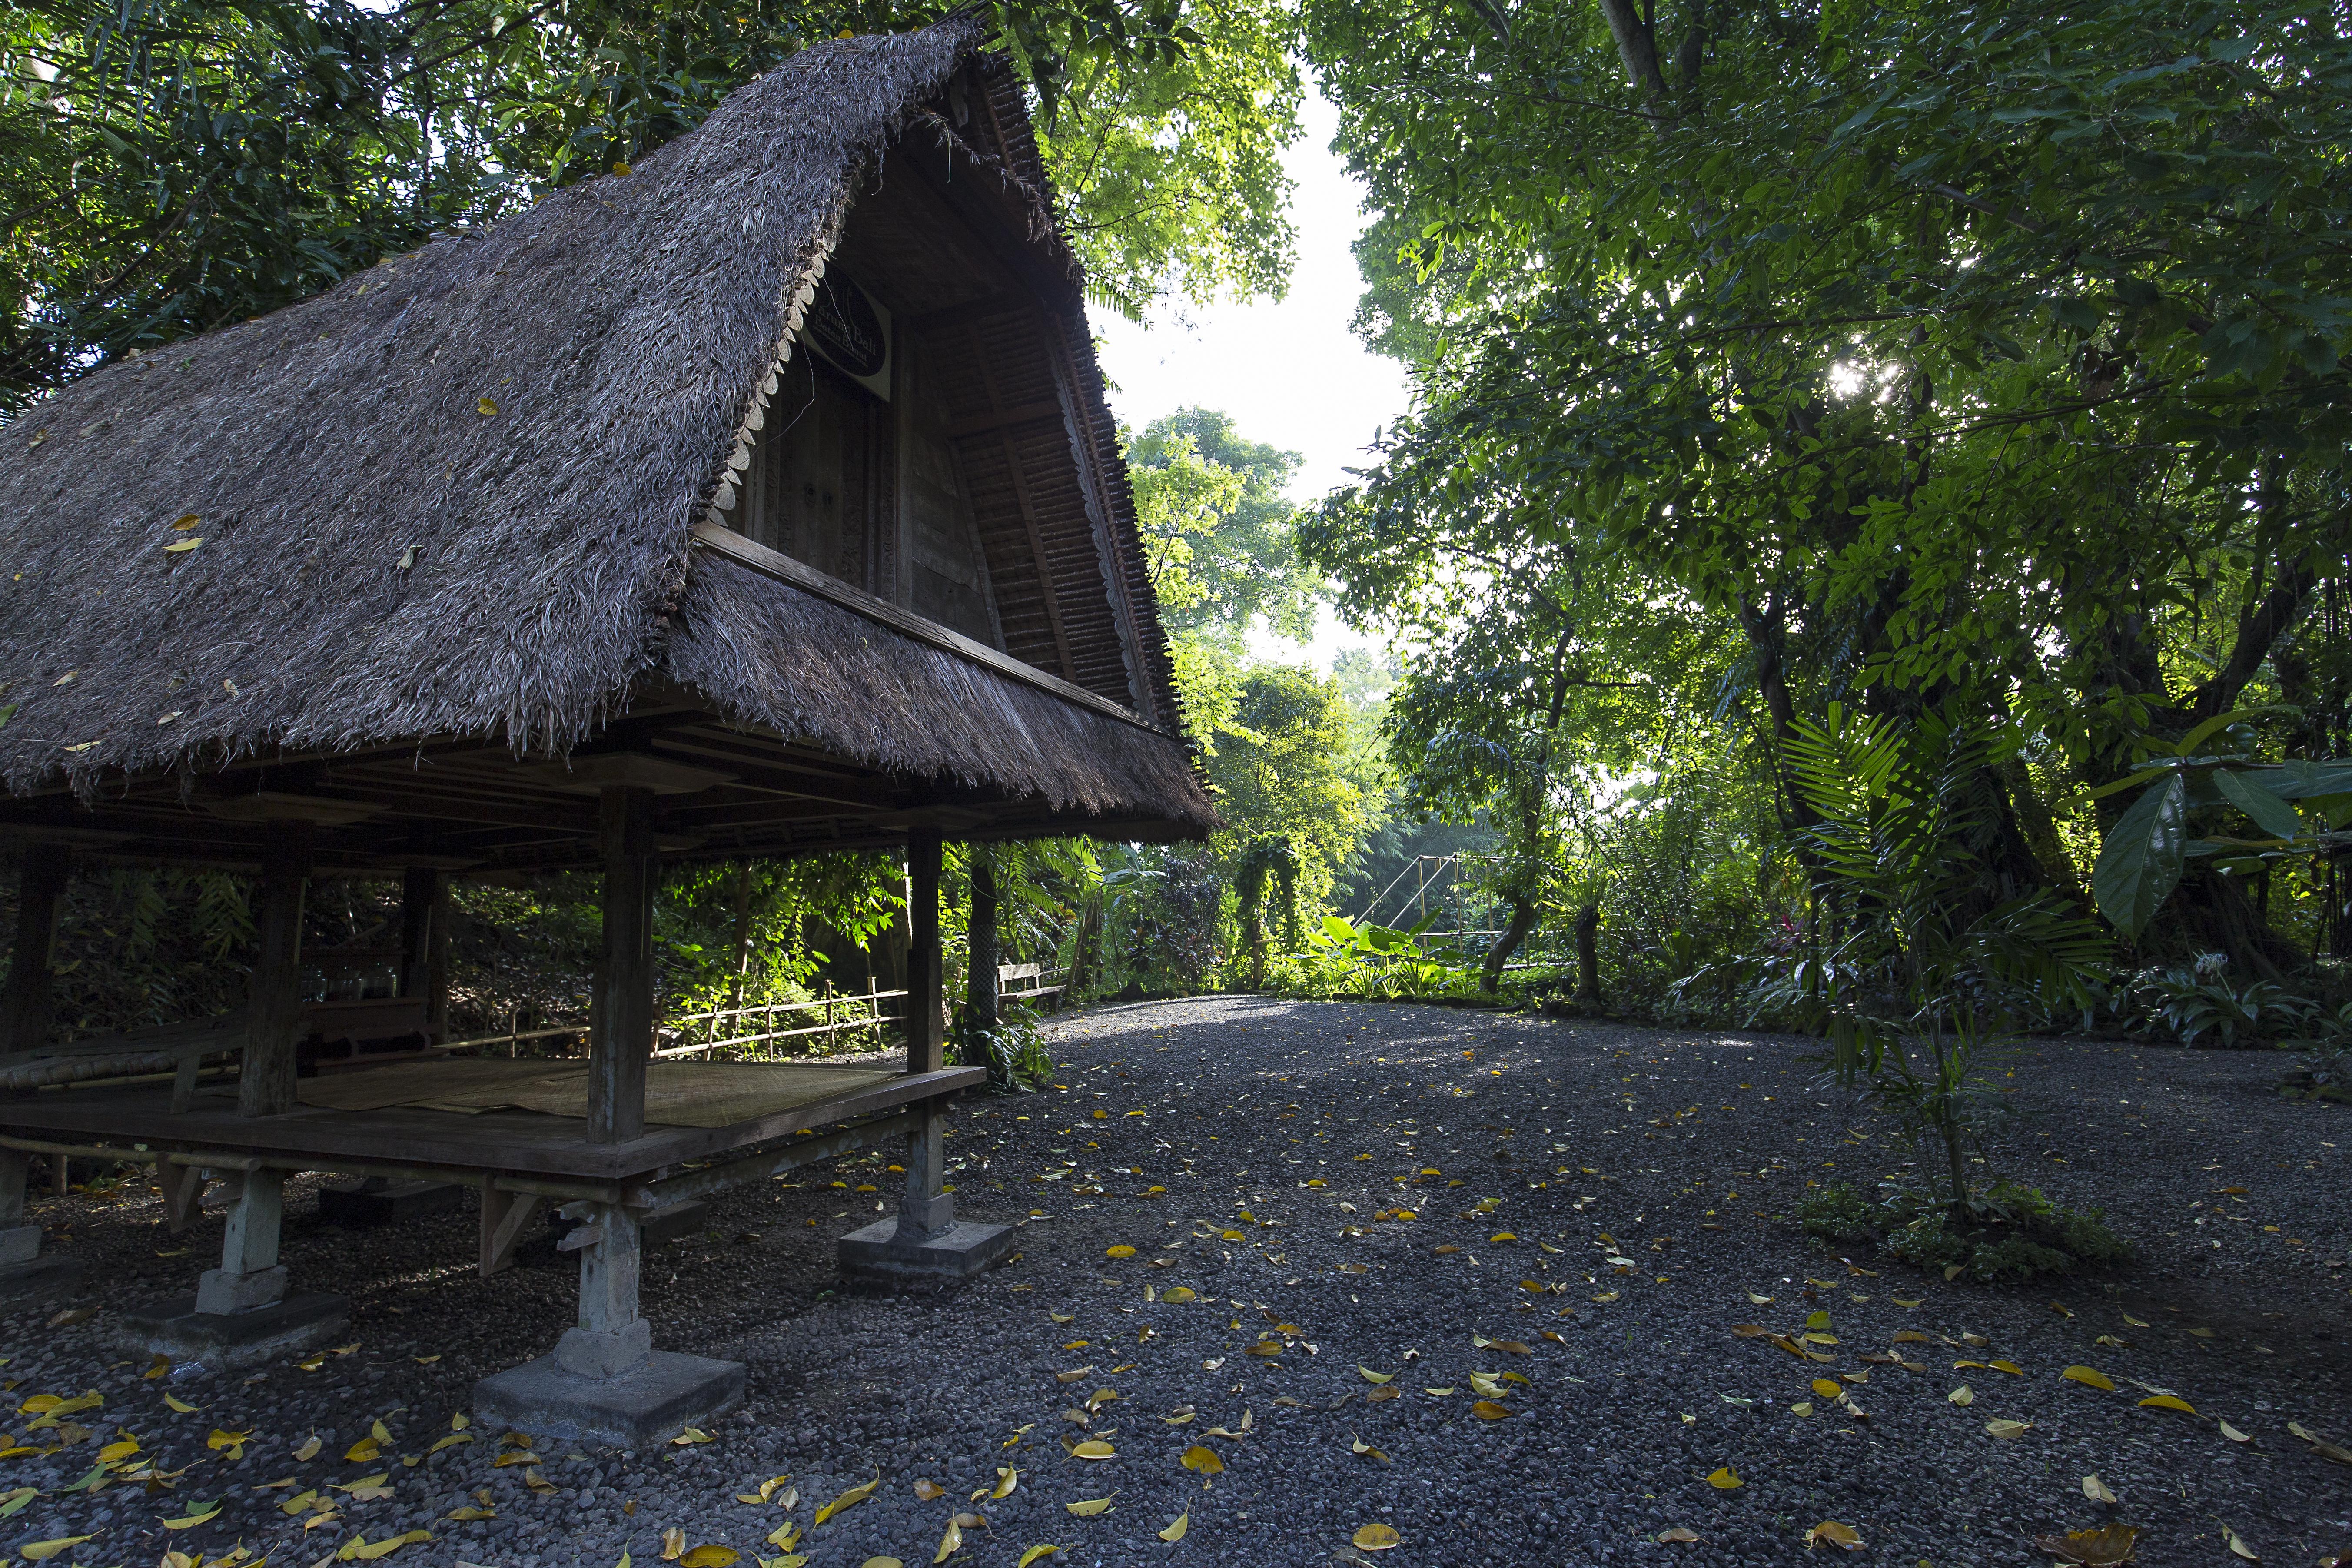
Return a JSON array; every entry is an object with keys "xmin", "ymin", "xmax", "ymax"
[
  {"xmin": 1706, "ymin": 1467, "xmax": 1741, "ymax": 1490},
  {"xmin": 1179, "ymin": 1445, "xmax": 1223, "ymax": 1474},
  {"xmin": 1989, "ymin": 1359, "xmax": 2023, "ymax": 1375},
  {"xmin": 1985, "ymin": 1419, "xmax": 2030, "ymax": 1439},
  {"xmin": 2218, "ymin": 1419, "xmax": 2250, "ymax": 1443},
  {"xmin": 1157, "ymin": 1514, "xmax": 1188, "ymax": 1544},
  {"xmin": 1162, "ymin": 1288, "xmax": 1197, "ymax": 1304},
  {"xmin": 2061, "ymin": 1365, "xmax": 2115, "ymax": 1392},
  {"xmin": 814, "ymin": 1471, "xmax": 879, "ymax": 1524},
  {"xmin": 1891, "ymin": 1297, "xmax": 1921, "ymax": 1308},
  {"xmin": 931, "ymin": 1521, "xmax": 960, "ymax": 1565},
  {"xmin": 663, "ymin": 1528, "xmax": 688, "ymax": 1560},
  {"xmin": 1071, "ymin": 1441, "xmax": 1115, "ymax": 1461},
  {"xmin": 1105, "ymin": 1245, "xmax": 1136, "ymax": 1259},
  {"xmin": 1811, "ymin": 1379, "xmax": 1843, "ymax": 1400},
  {"xmin": 1352, "ymin": 1522, "xmax": 1401, "ymax": 1551},
  {"xmin": 447, "ymin": 1508, "xmax": 495, "ymax": 1523},
  {"xmin": 97, "ymin": 1438, "xmax": 139, "ymax": 1463},
  {"xmin": 1358, "ymin": 1366, "xmax": 1392, "ymax": 1385},
  {"xmin": 2038, "ymin": 1525, "xmax": 2139, "ymax": 1566},
  {"xmin": 1472, "ymin": 1400, "xmax": 1513, "ymax": 1420},
  {"xmin": 992, "ymin": 1467, "xmax": 1018, "ymax": 1500},
  {"xmin": 680, "ymin": 1548, "xmax": 740, "ymax": 1567},
  {"xmin": 294, "ymin": 1434, "xmax": 323, "ymax": 1461},
  {"xmin": 2222, "ymin": 1523, "xmax": 2258, "ymax": 1561},
  {"xmin": 1790, "ymin": 1403, "xmax": 1814, "ymax": 1418},
  {"xmin": 913, "ymin": 1479, "xmax": 947, "ymax": 1501},
  {"xmin": 346, "ymin": 1437, "xmax": 381, "ymax": 1462},
  {"xmin": 162, "ymin": 1505, "xmax": 223, "ymax": 1530},
  {"xmin": 1658, "ymin": 1526, "xmax": 1700, "ymax": 1544},
  {"xmin": 21, "ymin": 1538, "xmax": 94, "ymax": 1561},
  {"xmin": 1017, "ymin": 1549, "xmax": 1059, "ymax": 1567},
  {"xmin": 2121, "ymin": 1312, "xmax": 2149, "ymax": 1328},
  {"xmin": 1804, "ymin": 1521, "xmax": 1863, "ymax": 1551},
  {"xmin": 1064, "ymin": 1498, "xmax": 1114, "ymax": 1516},
  {"xmin": 478, "ymin": 397, "xmax": 499, "ymax": 416},
  {"xmin": 2082, "ymin": 1474, "xmax": 2117, "ymax": 1505},
  {"xmin": 429, "ymin": 1432, "xmax": 472, "ymax": 1454},
  {"xmin": 857, "ymin": 1561, "xmax": 901, "ymax": 1568},
  {"xmin": 2137, "ymin": 1395, "xmax": 2197, "ymax": 1415},
  {"xmin": 764, "ymin": 1524, "xmax": 801, "ymax": 1552}
]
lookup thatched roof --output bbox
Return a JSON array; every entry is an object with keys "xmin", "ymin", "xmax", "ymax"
[{"xmin": 0, "ymin": 22, "xmax": 1210, "ymax": 840}]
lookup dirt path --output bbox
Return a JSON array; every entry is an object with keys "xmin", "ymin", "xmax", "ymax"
[{"xmin": 7, "ymin": 998, "xmax": 2346, "ymax": 1566}]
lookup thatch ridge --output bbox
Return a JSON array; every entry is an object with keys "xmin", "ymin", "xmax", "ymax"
[{"xmin": 0, "ymin": 23, "xmax": 994, "ymax": 797}]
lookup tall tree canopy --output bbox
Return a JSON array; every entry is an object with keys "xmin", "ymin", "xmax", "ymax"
[
  {"xmin": 1301, "ymin": 0, "xmax": 2352, "ymax": 967},
  {"xmin": 0, "ymin": 0, "xmax": 1299, "ymax": 412}
]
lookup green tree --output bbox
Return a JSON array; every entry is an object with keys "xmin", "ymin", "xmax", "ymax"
[
  {"xmin": 0, "ymin": 0, "xmax": 1300, "ymax": 413},
  {"xmin": 1206, "ymin": 664, "xmax": 1365, "ymax": 907}
]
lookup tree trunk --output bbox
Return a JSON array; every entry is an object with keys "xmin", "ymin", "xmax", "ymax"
[
  {"xmin": 728, "ymin": 863, "xmax": 755, "ymax": 1012},
  {"xmin": 1574, "ymin": 904, "xmax": 1602, "ymax": 1005},
  {"xmin": 967, "ymin": 847, "xmax": 1000, "ymax": 1036},
  {"xmin": 1481, "ymin": 896, "xmax": 1538, "ymax": 994}
]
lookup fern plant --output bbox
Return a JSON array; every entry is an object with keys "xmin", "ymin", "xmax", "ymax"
[{"xmin": 1758, "ymin": 706, "xmax": 2111, "ymax": 1227}]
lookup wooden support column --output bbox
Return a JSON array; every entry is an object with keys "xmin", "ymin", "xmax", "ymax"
[
  {"xmin": 0, "ymin": 844, "xmax": 70, "ymax": 1055},
  {"xmin": 552, "ymin": 1201, "xmax": 650, "ymax": 1379},
  {"xmin": 240, "ymin": 825, "xmax": 313, "ymax": 1118},
  {"xmin": 194, "ymin": 1171, "xmax": 287, "ymax": 1314},
  {"xmin": 966, "ymin": 845, "xmax": 1000, "ymax": 1039},
  {"xmin": 591, "ymin": 787, "xmax": 657, "ymax": 1145},
  {"xmin": 904, "ymin": 828, "xmax": 944, "ymax": 1075},
  {"xmin": 479, "ymin": 1186, "xmax": 544, "ymax": 1278},
  {"xmin": 0, "ymin": 1148, "xmax": 34, "ymax": 1266},
  {"xmin": 399, "ymin": 867, "xmax": 452, "ymax": 1044}
]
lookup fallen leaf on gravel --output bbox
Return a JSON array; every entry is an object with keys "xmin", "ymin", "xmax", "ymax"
[
  {"xmin": 1804, "ymin": 1521, "xmax": 1862, "ymax": 1551},
  {"xmin": 2136, "ymin": 1395, "xmax": 2196, "ymax": 1415},
  {"xmin": 2036, "ymin": 1524, "xmax": 2138, "ymax": 1565},
  {"xmin": 447, "ymin": 1507, "xmax": 495, "ymax": 1523},
  {"xmin": 1158, "ymin": 1515, "xmax": 1188, "ymax": 1544},
  {"xmin": 1890, "ymin": 1330, "xmax": 1931, "ymax": 1344},
  {"xmin": 20, "ymin": 1539, "xmax": 93, "ymax": 1562},
  {"xmin": 1810, "ymin": 1379, "xmax": 1843, "ymax": 1400},
  {"xmin": 1731, "ymin": 1325, "xmax": 1770, "ymax": 1339},
  {"xmin": 428, "ymin": 1433, "xmax": 471, "ymax": 1454},
  {"xmin": 2218, "ymin": 1420, "xmax": 2250, "ymax": 1444},
  {"xmin": 1056, "ymin": 1367, "xmax": 1093, "ymax": 1383},
  {"xmin": 1070, "ymin": 1441, "xmax": 1115, "ymax": 1461},
  {"xmin": 1017, "ymin": 1550, "xmax": 1059, "ymax": 1567},
  {"xmin": 162, "ymin": 1505, "xmax": 223, "ymax": 1530},
  {"xmin": 1984, "ymin": 1419, "xmax": 2030, "ymax": 1440},
  {"xmin": 815, "ymin": 1471, "xmax": 879, "ymax": 1524},
  {"xmin": 2121, "ymin": 1312, "xmax": 2149, "ymax": 1328},
  {"xmin": 346, "ymin": 1437, "xmax": 381, "ymax": 1462},
  {"xmin": 932, "ymin": 1520, "xmax": 961, "ymax": 1564},
  {"xmin": 164, "ymin": 1395, "xmax": 201, "ymax": 1413},
  {"xmin": 765, "ymin": 1522, "xmax": 801, "ymax": 1552},
  {"xmin": 1180, "ymin": 1446, "xmax": 1223, "ymax": 1474},
  {"xmin": 1050, "ymin": 1312, "xmax": 1074, "ymax": 1324},
  {"xmin": 1357, "ymin": 1366, "xmax": 1392, "ymax": 1384},
  {"xmin": 1892, "ymin": 1298, "xmax": 1921, "ymax": 1308},
  {"xmin": 674, "ymin": 1429, "xmax": 715, "ymax": 1446},
  {"xmin": 1592, "ymin": 1292, "xmax": 1619, "ymax": 1304},
  {"xmin": 1105, "ymin": 1246, "xmax": 1136, "ymax": 1259},
  {"xmin": 2222, "ymin": 1523, "xmax": 2258, "ymax": 1561},
  {"xmin": 858, "ymin": 1559, "xmax": 901, "ymax": 1568},
  {"xmin": 2061, "ymin": 1366, "xmax": 2113, "ymax": 1392},
  {"xmin": 1065, "ymin": 1498, "xmax": 1114, "ymax": 1516},
  {"xmin": 663, "ymin": 1528, "xmax": 688, "ymax": 1559},
  {"xmin": 1706, "ymin": 1468, "xmax": 1741, "ymax": 1490},
  {"xmin": 680, "ymin": 1548, "xmax": 740, "ymax": 1567},
  {"xmin": 1948, "ymin": 1386, "xmax": 1973, "ymax": 1406},
  {"xmin": 1471, "ymin": 1400, "xmax": 1513, "ymax": 1420},
  {"xmin": 1349, "ymin": 1433, "xmax": 1389, "ymax": 1464},
  {"xmin": 2095, "ymin": 1335, "xmax": 2129, "ymax": 1349},
  {"xmin": 914, "ymin": 1481, "xmax": 946, "ymax": 1501},
  {"xmin": 1365, "ymin": 1385, "xmax": 1400, "ymax": 1404},
  {"xmin": 992, "ymin": 1467, "xmax": 1018, "ymax": 1500},
  {"xmin": 1989, "ymin": 1360, "xmax": 2024, "ymax": 1375},
  {"xmin": 1801, "ymin": 1333, "xmax": 1837, "ymax": 1347},
  {"xmin": 1352, "ymin": 1523, "xmax": 1401, "ymax": 1551},
  {"xmin": 1162, "ymin": 1288, "xmax": 1198, "ymax": 1304},
  {"xmin": 1657, "ymin": 1528, "xmax": 1699, "ymax": 1544},
  {"xmin": 2082, "ymin": 1474, "xmax": 2117, "ymax": 1505},
  {"xmin": 1432, "ymin": 1245, "xmax": 1460, "ymax": 1256},
  {"xmin": 1790, "ymin": 1403, "xmax": 1813, "ymax": 1418}
]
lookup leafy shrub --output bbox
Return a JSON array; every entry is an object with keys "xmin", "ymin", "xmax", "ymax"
[
  {"xmin": 1799, "ymin": 1179, "xmax": 2129, "ymax": 1282},
  {"xmin": 2279, "ymin": 1000, "xmax": 2352, "ymax": 1102},
  {"xmin": 2129, "ymin": 953, "xmax": 2312, "ymax": 1048},
  {"xmin": 953, "ymin": 1000, "xmax": 1054, "ymax": 1092}
]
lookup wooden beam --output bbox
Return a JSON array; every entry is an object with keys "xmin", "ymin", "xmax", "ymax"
[
  {"xmin": 688, "ymin": 522, "xmax": 1155, "ymax": 731},
  {"xmin": 479, "ymin": 1185, "xmax": 544, "ymax": 1277},
  {"xmin": 399, "ymin": 867, "xmax": 450, "ymax": 1044},
  {"xmin": 905, "ymin": 828, "xmax": 945, "ymax": 1076},
  {"xmin": 967, "ymin": 845, "xmax": 1000, "ymax": 1037},
  {"xmin": 945, "ymin": 399, "xmax": 1062, "ymax": 440},
  {"xmin": 591, "ymin": 786, "xmax": 657, "ymax": 1145},
  {"xmin": 0, "ymin": 844, "xmax": 70, "ymax": 1054},
  {"xmin": 239, "ymin": 825, "xmax": 312, "ymax": 1117}
]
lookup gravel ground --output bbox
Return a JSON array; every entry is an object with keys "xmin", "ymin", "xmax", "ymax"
[{"xmin": 5, "ymin": 996, "xmax": 2347, "ymax": 1568}]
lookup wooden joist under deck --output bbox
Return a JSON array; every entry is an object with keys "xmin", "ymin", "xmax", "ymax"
[{"xmin": 0, "ymin": 1064, "xmax": 983, "ymax": 1183}]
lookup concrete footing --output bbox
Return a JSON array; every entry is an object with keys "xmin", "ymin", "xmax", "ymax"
[
  {"xmin": 117, "ymin": 1291, "xmax": 349, "ymax": 1373},
  {"xmin": 318, "ymin": 1180, "xmax": 468, "ymax": 1227},
  {"xmin": 472, "ymin": 1350, "xmax": 745, "ymax": 1448},
  {"xmin": 837, "ymin": 1218, "xmax": 1017, "ymax": 1288},
  {"xmin": 0, "ymin": 1254, "xmax": 86, "ymax": 1306}
]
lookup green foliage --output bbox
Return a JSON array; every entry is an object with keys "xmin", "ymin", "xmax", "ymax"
[
  {"xmin": 1756, "ymin": 707, "xmax": 2110, "ymax": 1221},
  {"xmin": 1799, "ymin": 1179, "xmax": 2130, "ymax": 1283},
  {"xmin": 2128, "ymin": 953, "xmax": 2310, "ymax": 1049},
  {"xmin": 2, "ymin": 0, "xmax": 1299, "ymax": 414},
  {"xmin": 953, "ymin": 997, "xmax": 1053, "ymax": 1090},
  {"xmin": 1128, "ymin": 409, "xmax": 1319, "ymax": 643},
  {"xmin": 1206, "ymin": 665, "xmax": 1365, "ymax": 908},
  {"xmin": 1232, "ymin": 834, "xmax": 1300, "ymax": 986}
]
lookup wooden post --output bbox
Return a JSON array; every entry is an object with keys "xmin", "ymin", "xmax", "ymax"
[
  {"xmin": 1, "ymin": 844, "xmax": 70, "ymax": 1055},
  {"xmin": 241, "ymin": 825, "xmax": 313, "ymax": 1117},
  {"xmin": 0, "ymin": 1148, "xmax": 33, "ymax": 1266},
  {"xmin": 399, "ymin": 866, "xmax": 450, "ymax": 1043},
  {"xmin": 967, "ymin": 844, "xmax": 1000, "ymax": 1040},
  {"xmin": 591, "ymin": 787, "xmax": 656, "ymax": 1145},
  {"xmin": 194, "ymin": 1171, "xmax": 287, "ymax": 1313},
  {"xmin": 905, "ymin": 828, "xmax": 943, "ymax": 1075},
  {"xmin": 552, "ymin": 1201, "xmax": 649, "ymax": 1378}
]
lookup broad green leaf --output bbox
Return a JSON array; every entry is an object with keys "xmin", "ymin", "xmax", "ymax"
[{"xmin": 2092, "ymin": 773, "xmax": 2186, "ymax": 939}]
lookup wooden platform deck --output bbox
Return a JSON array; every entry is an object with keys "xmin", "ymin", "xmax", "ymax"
[{"xmin": 0, "ymin": 1062, "xmax": 984, "ymax": 1182}]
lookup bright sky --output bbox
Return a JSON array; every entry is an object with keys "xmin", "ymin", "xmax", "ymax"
[{"xmin": 1093, "ymin": 86, "xmax": 1410, "ymax": 671}]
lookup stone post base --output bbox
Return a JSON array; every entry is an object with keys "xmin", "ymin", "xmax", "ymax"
[
  {"xmin": 472, "ymin": 1351, "xmax": 745, "ymax": 1448},
  {"xmin": 115, "ymin": 1292, "xmax": 349, "ymax": 1374},
  {"xmin": 837, "ymin": 1217, "xmax": 1017, "ymax": 1288}
]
